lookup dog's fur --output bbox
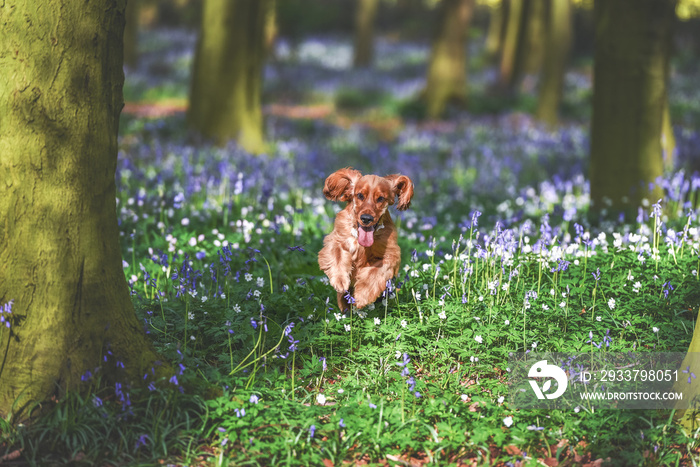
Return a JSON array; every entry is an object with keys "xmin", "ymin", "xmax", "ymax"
[{"xmin": 318, "ymin": 168, "xmax": 414, "ymax": 311}]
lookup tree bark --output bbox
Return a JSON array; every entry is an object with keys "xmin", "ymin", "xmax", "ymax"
[
  {"xmin": 497, "ymin": 0, "xmax": 527, "ymax": 93},
  {"xmin": 0, "ymin": 0, "xmax": 163, "ymax": 417},
  {"xmin": 353, "ymin": 0, "xmax": 380, "ymax": 68},
  {"xmin": 423, "ymin": 0, "xmax": 475, "ymax": 119},
  {"xmin": 187, "ymin": 0, "xmax": 269, "ymax": 154},
  {"xmin": 536, "ymin": 0, "xmax": 572, "ymax": 127},
  {"xmin": 589, "ymin": 0, "xmax": 676, "ymax": 215},
  {"xmin": 521, "ymin": 0, "xmax": 546, "ymax": 77}
]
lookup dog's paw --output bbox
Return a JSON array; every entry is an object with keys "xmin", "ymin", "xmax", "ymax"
[{"xmin": 330, "ymin": 275, "xmax": 350, "ymax": 294}]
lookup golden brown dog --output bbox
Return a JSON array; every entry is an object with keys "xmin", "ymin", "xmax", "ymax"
[{"xmin": 318, "ymin": 168, "xmax": 414, "ymax": 311}]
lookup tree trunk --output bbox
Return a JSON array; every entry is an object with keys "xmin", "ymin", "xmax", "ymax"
[
  {"xmin": 497, "ymin": 0, "xmax": 527, "ymax": 93},
  {"xmin": 484, "ymin": 1, "xmax": 506, "ymax": 63},
  {"xmin": 353, "ymin": 0, "xmax": 380, "ymax": 68},
  {"xmin": 187, "ymin": 0, "xmax": 268, "ymax": 154},
  {"xmin": 589, "ymin": 0, "xmax": 676, "ymax": 215},
  {"xmin": 536, "ymin": 0, "xmax": 572, "ymax": 127},
  {"xmin": 661, "ymin": 98, "xmax": 676, "ymax": 170},
  {"xmin": 423, "ymin": 0, "xmax": 475, "ymax": 119},
  {"xmin": 124, "ymin": 0, "xmax": 140, "ymax": 68},
  {"xmin": 0, "ymin": 0, "xmax": 163, "ymax": 418},
  {"xmin": 521, "ymin": 0, "xmax": 546, "ymax": 78},
  {"xmin": 265, "ymin": 0, "xmax": 278, "ymax": 58}
]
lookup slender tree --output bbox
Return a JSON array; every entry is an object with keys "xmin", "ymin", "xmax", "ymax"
[
  {"xmin": 0, "ymin": 0, "xmax": 163, "ymax": 417},
  {"xmin": 589, "ymin": 0, "xmax": 676, "ymax": 215},
  {"xmin": 187, "ymin": 0, "xmax": 270, "ymax": 154},
  {"xmin": 536, "ymin": 0, "xmax": 572, "ymax": 126},
  {"xmin": 484, "ymin": 0, "xmax": 506, "ymax": 62},
  {"xmin": 354, "ymin": 0, "xmax": 380, "ymax": 67},
  {"xmin": 497, "ymin": 0, "xmax": 526, "ymax": 92},
  {"xmin": 422, "ymin": 0, "xmax": 475, "ymax": 119}
]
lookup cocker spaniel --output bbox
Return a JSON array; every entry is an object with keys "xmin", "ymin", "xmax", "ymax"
[{"xmin": 318, "ymin": 168, "xmax": 414, "ymax": 311}]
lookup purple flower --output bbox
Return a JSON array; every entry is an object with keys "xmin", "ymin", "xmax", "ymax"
[
  {"xmin": 250, "ymin": 394, "xmax": 259, "ymax": 404},
  {"xmin": 309, "ymin": 424, "xmax": 316, "ymax": 438},
  {"xmin": 339, "ymin": 418, "xmax": 345, "ymax": 428}
]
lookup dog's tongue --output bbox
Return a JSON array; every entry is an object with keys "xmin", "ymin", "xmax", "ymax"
[{"xmin": 358, "ymin": 225, "xmax": 375, "ymax": 247}]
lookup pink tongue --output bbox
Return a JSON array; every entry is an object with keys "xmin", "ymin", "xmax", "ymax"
[{"xmin": 358, "ymin": 226, "xmax": 375, "ymax": 247}]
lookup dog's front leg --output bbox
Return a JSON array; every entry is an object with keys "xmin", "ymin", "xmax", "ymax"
[
  {"xmin": 318, "ymin": 242, "xmax": 353, "ymax": 295},
  {"xmin": 353, "ymin": 260, "xmax": 397, "ymax": 309}
]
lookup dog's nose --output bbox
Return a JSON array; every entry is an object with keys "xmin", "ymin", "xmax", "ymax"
[{"xmin": 360, "ymin": 214, "xmax": 374, "ymax": 225}]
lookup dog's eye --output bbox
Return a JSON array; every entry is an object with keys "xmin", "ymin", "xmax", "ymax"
[
  {"xmin": 377, "ymin": 196, "xmax": 385, "ymax": 203},
  {"xmin": 357, "ymin": 193, "xmax": 365, "ymax": 201}
]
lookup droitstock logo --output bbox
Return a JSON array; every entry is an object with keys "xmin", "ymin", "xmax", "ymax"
[{"xmin": 528, "ymin": 360, "xmax": 568, "ymax": 400}]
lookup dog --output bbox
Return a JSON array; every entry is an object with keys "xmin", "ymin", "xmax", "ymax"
[{"xmin": 318, "ymin": 168, "xmax": 414, "ymax": 311}]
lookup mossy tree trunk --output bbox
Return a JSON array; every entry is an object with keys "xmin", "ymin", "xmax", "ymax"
[
  {"xmin": 536, "ymin": 0, "xmax": 572, "ymax": 126},
  {"xmin": 423, "ymin": 0, "xmax": 475, "ymax": 119},
  {"xmin": 353, "ymin": 0, "xmax": 380, "ymax": 68},
  {"xmin": 0, "ymin": 0, "xmax": 164, "ymax": 418},
  {"xmin": 265, "ymin": 0, "xmax": 278, "ymax": 58},
  {"xmin": 187, "ymin": 0, "xmax": 269, "ymax": 154},
  {"xmin": 589, "ymin": 0, "xmax": 676, "ymax": 215},
  {"xmin": 124, "ymin": 0, "xmax": 140, "ymax": 68}
]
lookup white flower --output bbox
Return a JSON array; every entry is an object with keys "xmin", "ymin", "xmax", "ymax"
[
  {"xmin": 502, "ymin": 283, "xmax": 510, "ymax": 292},
  {"xmin": 316, "ymin": 393, "xmax": 327, "ymax": 405},
  {"xmin": 337, "ymin": 389, "xmax": 344, "ymax": 394},
  {"xmin": 638, "ymin": 254, "xmax": 646, "ymax": 263},
  {"xmin": 596, "ymin": 316, "xmax": 602, "ymax": 322},
  {"xmin": 256, "ymin": 277, "xmax": 265, "ymax": 288},
  {"xmin": 233, "ymin": 304, "xmax": 241, "ymax": 313},
  {"xmin": 460, "ymin": 394, "xmax": 469, "ymax": 402},
  {"xmin": 478, "ymin": 295, "xmax": 484, "ymax": 302},
  {"xmin": 542, "ymin": 304, "xmax": 549, "ymax": 311},
  {"xmin": 426, "ymin": 250, "xmax": 434, "ymax": 257},
  {"xmin": 504, "ymin": 319, "xmax": 510, "ymax": 325},
  {"xmin": 253, "ymin": 290, "xmax": 261, "ymax": 298},
  {"xmin": 438, "ymin": 310, "xmax": 447, "ymax": 320},
  {"xmin": 190, "ymin": 335, "xmax": 195, "ymax": 340},
  {"xmin": 374, "ymin": 317, "xmax": 381, "ymax": 326},
  {"xmin": 497, "ymin": 396, "xmax": 505, "ymax": 404},
  {"xmin": 470, "ymin": 356, "xmax": 479, "ymax": 362},
  {"xmin": 503, "ymin": 416, "xmax": 513, "ymax": 427},
  {"xmin": 559, "ymin": 301, "xmax": 566, "ymax": 308},
  {"xmin": 475, "ymin": 335, "xmax": 483, "ymax": 344},
  {"xmin": 245, "ymin": 273, "xmax": 253, "ymax": 282},
  {"xmin": 188, "ymin": 312, "xmax": 194, "ymax": 320},
  {"xmin": 415, "ymin": 292, "xmax": 422, "ymax": 301},
  {"xmin": 181, "ymin": 218, "xmax": 190, "ymax": 226},
  {"xmin": 633, "ymin": 281, "xmax": 642, "ymax": 293},
  {"xmin": 395, "ymin": 350, "xmax": 402, "ymax": 359},
  {"xmin": 574, "ymin": 406, "xmax": 581, "ymax": 413},
  {"xmin": 188, "ymin": 237, "xmax": 197, "ymax": 247},
  {"xmin": 445, "ymin": 254, "xmax": 453, "ymax": 260},
  {"xmin": 334, "ymin": 313, "xmax": 343, "ymax": 321},
  {"xmin": 549, "ymin": 289, "xmax": 555, "ymax": 296},
  {"xmin": 653, "ymin": 327, "xmax": 659, "ymax": 333},
  {"xmin": 532, "ymin": 342, "xmax": 538, "ymax": 349},
  {"xmin": 344, "ymin": 324, "xmax": 351, "ymax": 332},
  {"xmin": 400, "ymin": 320, "xmax": 407, "ymax": 328},
  {"xmin": 608, "ymin": 298, "xmax": 616, "ymax": 310}
]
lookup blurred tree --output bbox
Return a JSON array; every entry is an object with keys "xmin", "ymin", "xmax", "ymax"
[
  {"xmin": 482, "ymin": 0, "xmax": 505, "ymax": 62},
  {"xmin": 521, "ymin": 0, "xmax": 545, "ymax": 79},
  {"xmin": 265, "ymin": 0, "xmax": 278, "ymax": 57},
  {"xmin": 423, "ymin": 0, "xmax": 475, "ymax": 118},
  {"xmin": 187, "ymin": 0, "xmax": 271, "ymax": 153},
  {"xmin": 124, "ymin": 0, "xmax": 140, "ymax": 68},
  {"xmin": 589, "ymin": 0, "xmax": 676, "ymax": 215},
  {"xmin": 497, "ymin": 0, "xmax": 525, "ymax": 92},
  {"xmin": 354, "ymin": 0, "xmax": 380, "ymax": 67},
  {"xmin": 535, "ymin": 0, "xmax": 572, "ymax": 126},
  {"xmin": 0, "ymin": 0, "xmax": 163, "ymax": 417}
]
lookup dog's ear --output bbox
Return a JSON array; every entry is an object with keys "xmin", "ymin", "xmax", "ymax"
[
  {"xmin": 323, "ymin": 167, "xmax": 362, "ymax": 202},
  {"xmin": 386, "ymin": 174, "xmax": 414, "ymax": 211}
]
